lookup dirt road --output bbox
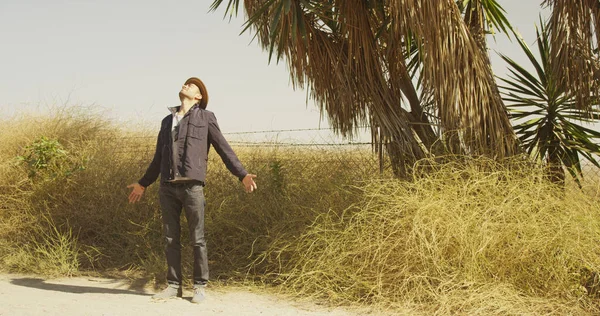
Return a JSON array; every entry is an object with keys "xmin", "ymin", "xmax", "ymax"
[{"xmin": 0, "ymin": 274, "xmax": 357, "ymax": 316}]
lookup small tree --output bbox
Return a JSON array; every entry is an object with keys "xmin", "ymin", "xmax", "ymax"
[{"xmin": 499, "ymin": 22, "xmax": 600, "ymax": 184}]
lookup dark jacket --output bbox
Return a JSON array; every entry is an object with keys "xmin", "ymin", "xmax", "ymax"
[{"xmin": 138, "ymin": 104, "xmax": 247, "ymax": 187}]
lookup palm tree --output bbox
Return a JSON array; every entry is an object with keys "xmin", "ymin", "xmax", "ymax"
[
  {"xmin": 210, "ymin": 0, "xmax": 519, "ymax": 177},
  {"xmin": 543, "ymin": 0, "xmax": 600, "ymax": 116},
  {"xmin": 500, "ymin": 22, "xmax": 600, "ymax": 185}
]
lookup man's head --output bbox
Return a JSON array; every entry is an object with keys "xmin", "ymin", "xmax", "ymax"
[{"xmin": 179, "ymin": 77, "xmax": 209, "ymax": 109}]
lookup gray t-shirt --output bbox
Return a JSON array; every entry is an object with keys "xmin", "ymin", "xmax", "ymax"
[{"xmin": 172, "ymin": 112, "xmax": 183, "ymax": 131}]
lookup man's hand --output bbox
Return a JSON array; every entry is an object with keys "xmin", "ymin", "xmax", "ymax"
[
  {"xmin": 242, "ymin": 174, "xmax": 257, "ymax": 193},
  {"xmin": 127, "ymin": 183, "xmax": 145, "ymax": 203}
]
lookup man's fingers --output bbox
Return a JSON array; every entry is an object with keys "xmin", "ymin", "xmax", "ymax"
[
  {"xmin": 128, "ymin": 191, "xmax": 143, "ymax": 203},
  {"xmin": 246, "ymin": 182, "xmax": 256, "ymax": 193},
  {"xmin": 242, "ymin": 174, "xmax": 257, "ymax": 193}
]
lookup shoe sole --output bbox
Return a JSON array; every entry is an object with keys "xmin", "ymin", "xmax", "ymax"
[
  {"xmin": 152, "ymin": 296, "xmax": 182, "ymax": 301},
  {"xmin": 151, "ymin": 293, "xmax": 183, "ymax": 301}
]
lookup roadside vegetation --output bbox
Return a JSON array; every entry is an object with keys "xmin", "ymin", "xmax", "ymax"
[{"xmin": 1, "ymin": 110, "xmax": 599, "ymax": 314}]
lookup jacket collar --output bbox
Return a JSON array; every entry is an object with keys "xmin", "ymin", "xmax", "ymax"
[{"xmin": 168, "ymin": 103, "xmax": 200, "ymax": 115}]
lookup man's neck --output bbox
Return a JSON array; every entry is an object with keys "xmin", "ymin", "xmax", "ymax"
[{"xmin": 178, "ymin": 99, "xmax": 197, "ymax": 115}]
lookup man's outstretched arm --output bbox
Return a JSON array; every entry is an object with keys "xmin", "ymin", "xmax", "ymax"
[
  {"xmin": 207, "ymin": 112, "xmax": 257, "ymax": 193},
  {"xmin": 128, "ymin": 129, "xmax": 163, "ymax": 202}
]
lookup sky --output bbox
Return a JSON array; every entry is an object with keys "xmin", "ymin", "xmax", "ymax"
[{"xmin": 0, "ymin": 1, "xmax": 554, "ymax": 141}]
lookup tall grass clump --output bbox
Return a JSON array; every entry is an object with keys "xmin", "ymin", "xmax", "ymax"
[
  {"xmin": 0, "ymin": 107, "xmax": 155, "ymax": 276},
  {"xmin": 254, "ymin": 158, "xmax": 600, "ymax": 314},
  {"xmin": 199, "ymin": 143, "xmax": 379, "ymax": 279}
]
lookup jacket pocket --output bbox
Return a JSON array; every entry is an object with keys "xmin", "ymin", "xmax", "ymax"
[{"xmin": 187, "ymin": 122, "xmax": 207, "ymax": 140}]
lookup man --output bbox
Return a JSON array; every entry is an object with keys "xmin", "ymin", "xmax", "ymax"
[{"xmin": 127, "ymin": 77, "xmax": 257, "ymax": 303}]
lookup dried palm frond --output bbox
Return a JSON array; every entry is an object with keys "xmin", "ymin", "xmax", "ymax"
[
  {"xmin": 543, "ymin": 0, "xmax": 600, "ymax": 115},
  {"xmin": 234, "ymin": 0, "xmax": 428, "ymax": 176},
  {"xmin": 212, "ymin": 0, "xmax": 518, "ymax": 176},
  {"xmin": 390, "ymin": 0, "xmax": 518, "ymax": 157}
]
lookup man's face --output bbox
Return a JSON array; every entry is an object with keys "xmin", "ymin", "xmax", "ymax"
[{"xmin": 179, "ymin": 83, "xmax": 202, "ymax": 101}]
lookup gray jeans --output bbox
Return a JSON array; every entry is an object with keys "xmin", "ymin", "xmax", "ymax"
[{"xmin": 158, "ymin": 182, "xmax": 208, "ymax": 286}]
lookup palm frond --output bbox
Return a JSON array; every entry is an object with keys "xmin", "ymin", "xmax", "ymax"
[
  {"xmin": 212, "ymin": 0, "xmax": 522, "ymax": 176},
  {"xmin": 543, "ymin": 0, "xmax": 600, "ymax": 116},
  {"xmin": 391, "ymin": 0, "xmax": 518, "ymax": 157}
]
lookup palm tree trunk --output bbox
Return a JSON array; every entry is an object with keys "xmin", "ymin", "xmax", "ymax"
[
  {"xmin": 547, "ymin": 147, "xmax": 565, "ymax": 185},
  {"xmin": 388, "ymin": 54, "xmax": 441, "ymax": 154}
]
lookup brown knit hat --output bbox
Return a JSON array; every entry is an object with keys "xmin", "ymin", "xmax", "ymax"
[{"xmin": 184, "ymin": 77, "xmax": 209, "ymax": 109}]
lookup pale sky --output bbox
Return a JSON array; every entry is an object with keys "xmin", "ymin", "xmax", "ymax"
[{"xmin": 0, "ymin": 1, "xmax": 553, "ymax": 141}]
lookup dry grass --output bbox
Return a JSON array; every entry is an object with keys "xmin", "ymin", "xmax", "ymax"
[
  {"xmin": 254, "ymin": 158, "xmax": 600, "ymax": 314},
  {"xmin": 0, "ymin": 109, "xmax": 373, "ymax": 281},
  {"xmin": 1, "ymin": 110, "xmax": 599, "ymax": 314}
]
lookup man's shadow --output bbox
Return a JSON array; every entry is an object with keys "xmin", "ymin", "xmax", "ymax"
[{"xmin": 10, "ymin": 277, "xmax": 152, "ymax": 296}]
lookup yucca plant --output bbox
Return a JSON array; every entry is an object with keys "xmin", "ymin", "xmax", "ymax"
[{"xmin": 499, "ymin": 22, "xmax": 600, "ymax": 184}]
